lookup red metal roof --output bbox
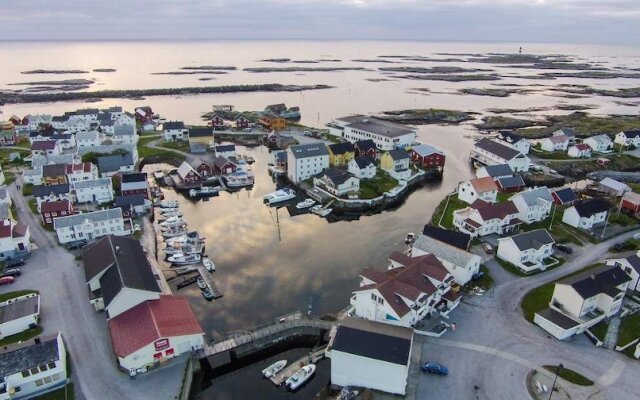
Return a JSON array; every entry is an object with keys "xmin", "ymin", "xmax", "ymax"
[
  {"xmin": 31, "ymin": 140, "xmax": 56, "ymax": 150},
  {"xmin": 41, "ymin": 200, "xmax": 71, "ymax": 214},
  {"xmin": 0, "ymin": 220, "xmax": 12, "ymax": 238},
  {"xmin": 108, "ymin": 295, "xmax": 203, "ymax": 357},
  {"xmin": 574, "ymin": 144, "xmax": 591, "ymax": 151}
]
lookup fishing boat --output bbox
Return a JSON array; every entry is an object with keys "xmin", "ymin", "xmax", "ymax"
[
  {"xmin": 295, "ymin": 198, "xmax": 315, "ymax": 209},
  {"xmin": 167, "ymin": 253, "xmax": 201, "ymax": 265},
  {"xmin": 196, "ymin": 276, "xmax": 207, "ymax": 289},
  {"xmin": 158, "ymin": 200, "xmax": 179, "ymax": 208},
  {"xmin": 203, "ymin": 257, "xmax": 215, "ymax": 273},
  {"xmin": 162, "ymin": 228, "xmax": 189, "ymax": 239},
  {"xmin": 201, "ymin": 287, "xmax": 214, "ymax": 301},
  {"xmin": 264, "ymin": 188, "xmax": 296, "ymax": 204},
  {"xmin": 285, "ymin": 364, "xmax": 316, "ymax": 391},
  {"xmin": 189, "ymin": 186, "xmax": 220, "ymax": 198},
  {"xmin": 262, "ymin": 360, "xmax": 287, "ymax": 378},
  {"xmin": 159, "ymin": 216, "xmax": 186, "ymax": 227},
  {"xmin": 310, "ymin": 205, "xmax": 332, "ymax": 217}
]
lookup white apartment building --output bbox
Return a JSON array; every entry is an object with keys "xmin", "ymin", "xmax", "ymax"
[
  {"xmin": 328, "ymin": 115, "xmax": 417, "ymax": 151},
  {"xmin": 53, "ymin": 208, "xmax": 128, "ymax": 244},
  {"xmin": 286, "ymin": 143, "xmax": 330, "ymax": 183}
]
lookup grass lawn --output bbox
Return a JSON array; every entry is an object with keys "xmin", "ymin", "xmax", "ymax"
[
  {"xmin": 137, "ymin": 136, "xmax": 186, "ymax": 161},
  {"xmin": 609, "ymin": 238, "xmax": 640, "ymax": 253},
  {"xmin": 359, "ymin": 171, "xmax": 398, "ymax": 199},
  {"xmin": 535, "ymin": 151, "xmax": 572, "ymax": 160},
  {"xmin": 0, "ymin": 289, "xmax": 38, "ymax": 302},
  {"xmin": 28, "ymin": 198, "xmax": 38, "ymax": 215},
  {"xmin": 35, "ymin": 383, "xmax": 75, "ymax": 400},
  {"xmin": 0, "ymin": 326, "xmax": 43, "ymax": 347},
  {"xmin": 589, "ymin": 321, "xmax": 609, "ymax": 342},
  {"xmin": 159, "ymin": 141, "xmax": 190, "ymax": 152},
  {"xmin": 430, "ymin": 195, "xmax": 468, "ymax": 229},
  {"xmin": 618, "ymin": 313, "xmax": 640, "ymax": 346},
  {"xmin": 520, "ymin": 208, "xmax": 590, "ymax": 245},
  {"xmin": 23, "ymin": 183, "xmax": 34, "ymax": 196},
  {"xmin": 0, "ymin": 148, "xmax": 29, "ymax": 165},
  {"xmin": 546, "ymin": 153, "xmax": 640, "ymax": 177},
  {"xmin": 543, "ymin": 366, "xmax": 594, "ymax": 386}
]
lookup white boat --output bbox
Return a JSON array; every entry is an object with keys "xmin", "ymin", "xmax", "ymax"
[
  {"xmin": 296, "ymin": 199, "xmax": 315, "ymax": 209},
  {"xmin": 244, "ymin": 155, "xmax": 255, "ymax": 164},
  {"xmin": 285, "ymin": 364, "xmax": 316, "ymax": 391},
  {"xmin": 225, "ymin": 172, "xmax": 254, "ymax": 188},
  {"xmin": 201, "ymin": 287, "xmax": 214, "ymax": 301},
  {"xmin": 164, "ymin": 245, "xmax": 201, "ymax": 256},
  {"xmin": 158, "ymin": 200, "xmax": 179, "ymax": 208},
  {"xmin": 167, "ymin": 253, "xmax": 202, "ymax": 265},
  {"xmin": 203, "ymin": 257, "xmax": 215, "ymax": 272},
  {"xmin": 162, "ymin": 228, "xmax": 189, "ymax": 239},
  {"xmin": 159, "ymin": 207, "xmax": 180, "ymax": 214},
  {"xmin": 263, "ymin": 188, "xmax": 296, "ymax": 204},
  {"xmin": 310, "ymin": 205, "xmax": 332, "ymax": 217},
  {"xmin": 262, "ymin": 360, "xmax": 287, "ymax": 378},
  {"xmin": 189, "ymin": 186, "xmax": 220, "ymax": 198},
  {"xmin": 165, "ymin": 231, "xmax": 204, "ymax": 246},
  {"xmin": 158, "ymin": 210, "xmax": 182, "ymax": 219},
  {"xmin": 405, "ymin": 232, "xmax": 416, "ymax": 244},
  {"xmin": 197, "ymin": 276, "xmax": 207, "ymax": 289},
  {"xmin": 160, "ymin": 216, "xmax": 185, "ymax": 226}
]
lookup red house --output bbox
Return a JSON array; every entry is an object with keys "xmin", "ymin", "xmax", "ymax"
[
  {"xmin": 213, "ymin": 156, "xmax": 237, "ymax": 175},
  {"xmin": 621, "ymin": 192, "xmax": 640, "ymax": 213},
  {"xmin": 354, "ymin": 139, "xmax": 378, "ymax": 159},
  {"xmin": 41, "ymin": 199, "xmax": 74, "ymax": 226},
  {"xmin": 551, "ymin": 188, "xmax": 578, "ymax": 206},
  {"xmin": 211, "ymin": 114, "xmax": 225, "ymax": 130},
  {"xmin": 121, "ymin": 173, "xmax": 149, "ymax": 199},
  {"xmin": 135, "ymin": 106, "xmax": 154, "ymax": 122},
  {"xmin": 176, "ymin": 162, "xmax": 202, "ymax": 185},
  {"xmin": 410, "ymin": 144, "xmax": 445, "ymax": 168},
  {"xmin": 190, "ymin": 158, "xmax": 213, "ymax": 178},
  {"xmin": 236, "ymin": 115, "xmax": 250, "ymax": 129}
]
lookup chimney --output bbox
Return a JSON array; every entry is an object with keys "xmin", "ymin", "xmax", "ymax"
[{"xmin": 34, "ymin": 337, "xmax": 41, "ymax": 344}]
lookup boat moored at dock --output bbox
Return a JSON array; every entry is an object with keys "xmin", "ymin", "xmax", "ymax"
[
  {"xmin": 262, "ymin": 360, "xmax": 287, "ymax": 378},
  {"xmin": 285, "ymin": 364, "xmax": 316, "ymax": 391},
  {"xmin": 167, "ymin": 253, "xmax": 202, "ymax": 265},
  {"xmin": 295, "ymin": 198, "xmax": 315, "ymax": 209},
  {"xmin": 264, "ymin": 188, "xmax": 296, "ymax": 204}
]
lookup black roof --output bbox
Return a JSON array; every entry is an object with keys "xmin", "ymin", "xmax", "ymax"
[
  {"xmin": 332, "ymin": 320, "xmax": 412, "ymax": 365},
  {"xmin": 328, "ymin": 142, "xmax": 354, "ymax": 155},
  {"xmin": 536, "ymin": 308, "xmax": 580, "ymax": 330},
  {"xmin": 0, "ymin": 334, "xmax": 60, "ymax": 377},
  {"xmin": 498, "ymin": 130, "xmax": 524, "ymax": 143},
  {"xmin": 622, "ymin": 254, "xmax": 640, "ymax": 273},
  {"xmin": 323, "ymin": 168, "xmax": 354, "ymax": 186},
  {"xmin": 354, "ymin": 139, "xmax": 377, "ymax": 152},
  {"xmin": 622, "ymin": 129, "xmax": 640, "ymax": 138},
  {"xmin": 42, "ymin": 163, "xmax": 67, "ymax": 178},
  {"xmin": 560, "ymin": 265, "xmax": 631, "ymax": 299},
  {"xmin": 573, "ymin": 198, "xmax": 610, "ymax": 218},
  {"xmin": 422, "ymin": 225, "xmax": 470, "ymax": 251},
  {"xmin": 189, "ymin": 127, "xmax": 212, "ymax": 137},
  {"xmin": 353, "ymin": 155, "xmax": 375, "ymax": 169},
  {"xmin": 482, "ymin": 164, "xmax": 513, "ymax": 178},
  {"xmin": 115, "ymin": 194, "xmax": 146, "ymax": 208},
  {"xmin": 509, "ymin": 229, "xmax": 555, "ymax": 251},
  {"xmin": 497, "ymin": 175, "xmax": 525, "ymax": 189},
  {"xmin": 387, "ymin": 148, "xmax": 409, "ymax": 161},
  {"xmin": 32, "ymin": 183, "xmax": 70, "ymax": 198},
  {"xmin": 163, "ymin": 121, "xmax": 185, "ymax": 130},
  {"xmin": 0, "ymin": 295, "xmax": 39, "ymax": 324},
  {"xmin": 121, "ymin": 172, "xmax": 147, "ymax": 183},
  {"xmin": 97, "ymin": 153, "xmax": 134, "ymax": 173},
  {"xmin": 215, "ymin": 144, "xmax": 235, "ymax": 152},
  {"xmin": 475, "ymin": 138, "xmax": 522, "ymax": 160},
  {"xmin": 552, "ymin": 188, "xmax": 577, "ymax": 204}
]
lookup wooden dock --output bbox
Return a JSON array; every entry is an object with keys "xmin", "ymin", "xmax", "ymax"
[
  {"xmin": 269, "ymin": 346, "xmax": 327, "ymax": 386},
  {"xmin": 197, "ymin": 264, "xmax": 223, "ymax": 299}
]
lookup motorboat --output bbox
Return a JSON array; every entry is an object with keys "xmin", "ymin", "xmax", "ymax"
[
  {"xmin": 285, "ymin": 364, "xmax": 316, "ymax": 391},
  {"xmin": 202, "ymin": 287, "xmax": 214, "ymax": 301},
  {"xmin": 167, "ymin": 253, "xmax": 201, "ymax": 265},
  {"xmin": 197, "ymin": 276, "xmax": 207, "ymax": 289},
  {"xmin": 159, "ymin": 216, "xmax": 186, "ymax": 227},
  {"xmin": 405, "ymin": 232, "xmax": 416, "ymax": 244},
  {"xmin": 161, "ymin": 223, "xmax": 187, "ymax": 232},
  {"xmin": 262, "ymin": 360, "xmax": 287, "ymax": 378},
  {"xmin": 224, "ymin": 172, "xmax": 254, "ymax": 188},
  {"xmin": 203, "ymin": 257, "xmax": 215, "ymax": 273},
  {"xmin": 159, "ymin": 207, "xmax": 180, "ymax": 214},
  {"xmin": 164, "ymin": 244, "xmax": 201, "ymax": 256},
  {"xmin": 263, "ymin": 188, "xmax": 296, "ymax": 204},
  {"xmin": 165, "ymin": 231, "xmax": 204, "ymax": 246},
  {"xmin": 244, "ymin": 155, "xmax": 255, "ymax": 164},
  {"xmin": 310, "ymin": 205, "xmax": 332, "ymax": 217},
  {"xmin": 296, "ymin": 199, "xmax": 315, "ymax": 209},
  {"xmin": 158, "ymin": 210, "xmax": 183, "ymax": 219},
  {"xmin": 189, "ymin": 186, "xmax": 220, "ymax": 198},
  {"xmin": 158, "ymin": 200, "xmax": 179, "ymax": 208},
  {"xmin": 162, "ymin": 228, "xmax": 189, "ymax": 239}
]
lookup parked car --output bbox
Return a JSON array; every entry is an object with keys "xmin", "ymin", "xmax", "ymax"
[
  {"xmin": 303, "ymin": 130, "xmax": 312, "ymax": 136},
  {"xmin": 555, "ymin": 244, "xmax": 573, "ymax": 254},
  {"xmin": 1, "ymin": 268, "xmax": 21, "ymax": 277},
  {"xmin": 5, "ymin": 258, "xmax": 25, "ymax": 268},
  {"xmin": 0, "ymin": 276, "xmax": 15, "ymax": 285},
  {"xmin": 613, "ymin": 242, "xmax": 625, "ymax": 251},
  {"xmin": 242, "ymin": 128, "xmax": 252, "ymax": 132},
  {"xmin": 634, "ymin": 233, "xmax": 640, "ymax": 240},
  {"xmin": 422, "ymin": 362, "xmax": 448, "ymax": 376},
  {"xmin": 66, "ymin": 239, "xmax": 88, "ymax": 250},
  {"xmin": 482, "ymin": 243, "xmax": 493, "ymax": 254}
]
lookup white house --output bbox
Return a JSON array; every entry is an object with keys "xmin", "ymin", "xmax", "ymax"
[
  {"xmin": 453, "ymin": 200, "xmax": 521, "ymax": 238},
  {"xmin": 350, "ymin": 252, "xmax": 459, "ymax": 328},
  {"xmin": 328, "ymin": 115, "xmax": 417, "ymax": 151},
  {"xmin": 53, "ymin": 208, "xmax": 128, "ymax": 244},
  {"xmin": 509, "ymin": 187, "xmax": 554, "ymax": 224},
  {"xmin": 0, "ymin": 293, "xmax": 40, "ymax": 340},
  {"xmin": 286, "ymin": 143, "xmax": 330, "ymax": 183},
  {"xmin": 214, "ymin": 144, "xmax": 236, "ymax": 159},
  {"xmin": 553, "ymin": 128, "xmax": 576, "ymax": 143},
  {"xmin": 314, "ymin": 168, "xmax": 360, "ymax": 197},
  {"xmin": 582, "ymin": 134, "xmax": 613, "ymax": 153},
  {"xmin": 497, "ymin": 131, "xmax": 530, "ymax": 155},
  {"xmin": 22, "ymin": 114, "xmax": 52, "ymax": 130},
  {"xmin": 328, "ymin": 317, "xmax": 413, "ymax": 396},
  {"xmin": 163, "ymin": 121, "xmax": 188, "ymax": 142},
  {"xmin": 32, "ymin": 184, "xmax": 71, "ymax": 212},
  {"xmin": 30, "ymin": 140, "xmax": 60, "ymax": 157},
  {"xmin": 111, "ymin": 124, "xmax": 138, "ymax": 145},
  {"xmin": 614, "ymin": 130, "xmax": 640, "ymax": 147},
  {"xmin": 76, "ymin": 131, "xmax": 103, "ymax": 147},
  {"xmin": 497, "ymin": 229, "xmax": 555, "ymax": 273},
  {"xmin": 598, "ymin": 177, "xmax": 630, "ymax": 197},
  {"xmin": 471, "ymin": 138, "xmax": 530, "ymax": 172},
  {"xmin": 51, "ymin": 133, "xmax": 76, "ymax": 150},
  {"xmin": 562, "ymin": 198, "xmax": 610, "ymax": 230},
  {"xmin": 380, "ymin": 149, "xmax": 411, "ymax": 181},
  {"xmin": 540, "ymin": 135, "xmax": 569, "ymax": 152},
  {"xmin": 73, "ymin": 178, "xmax": 114, "ymax": 204},
  {"xmin": 108, "ymin": 295, "xmax": 204, "ymax": 376},
  {"xmin": 457, "ymin": 177, "xmax": 498, "ymax": 205},
  {"xmin": 22, "ymin": 168, "xmax": 43, "ymax": 185},
  {"xmin": 567, "ymin": 144, "xmax": 591, "ymax": 158},
  {"xmin": 65, "ymin": 162, "xmax": 98, "ymax": 184},
  {"xmin": 606, "ymin": 252, "xmax": 640, "ymax": 293},
  {"xmin": 0, "ymin": 332, "xmax": 68, "ymax": 399},
  {"xmin": 534, "ymin": 265, "xmax": 630, "ymax": 340},
  {"xmin": 475, "ymin": 164, "xmax": 513, "ymax": 180},
  {"xmin": 348, "ymin": 156, "xmax": 376, "ymax": 179},
  {"xmin": 82, "ymin": 235, "xmax": 162, "ymax": 319},
  {"xmin": 410, "ymin": 234, "xmax": 481, "ymax": 285}
]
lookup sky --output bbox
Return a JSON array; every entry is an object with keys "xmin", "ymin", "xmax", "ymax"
[{"xmin": 1, "ymin": 0, "xmax": 639, "ymax": 45}]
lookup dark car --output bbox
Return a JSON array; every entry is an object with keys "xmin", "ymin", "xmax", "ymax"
[
  {"xmin": 66, "ymin": 239, "xmax": 88, "ymax": 250},
  {"xmin": 1, "ymin": 268, "xmax": 21, "ymax": 277},
  {"xmin": 5, "ymin": 258, "xmax": 25, "ymax": 268},
  {"xmin": 613, "ymin": 242, "xmax": 625, "ymax": 251},
  {"xmin": 555, "ymin": 244, "xmax": 573, "ymax": 254},
  {"xmin": 422, "ymin": 362, "xmax": 449, "ymax": 376}
]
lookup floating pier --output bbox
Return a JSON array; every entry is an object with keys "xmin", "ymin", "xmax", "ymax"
[{"xmin": 269, "ymin": 346, "xmax": 327, "ymax": 386}]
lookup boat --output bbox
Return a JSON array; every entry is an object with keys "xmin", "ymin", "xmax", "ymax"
[
  {"xmin": 161, "ymin": 222, "xmax": 187, "ymax": 232},
  {"xmin": 162, "ymin": 228, "xmax": 189, "ymax": 239},
  {"xmin": 296, "ymin": 199, "xmax": 315, "ymax": 209},
  {"xmin": 189, "ymin": 186, "xmax": 220, "ymax": 198},
  {"xmin": 263, "ymin": 188, "xmax": 296, "ymax": 204},
  {"xmin": 201, "ymin": 287, "xmax": 214, "ymax": 301},
  {"xmin": 158, "ymin": 200, "xmax": 179, "ymax": 208},
  {"xmin": 262, "ymin": 360, "xmax": 287, "ymax": 378},
  {"xmin": 310, "ymin": 205, "xmax": 332, "ymax": 217},
  {"xmin": 159, "ymin": 207, "xmax": 180, "ymax": 214},
  {"xmin": 285, "ymin": 364, "xmax": 316, "ymax": 391},
  {"xmin": 165, "ymin": 231, "xmax": 204, "ymax": 246},
  {"xmin": 196, "ymin": 276, "xmax": 207, "ymax": 289},
  {"xmin": 164, "ymin": 245, "xmax": 201, "ymax": 256},
  {"xmin": 167, "ymin": 253, "xmax": 202, "ymax": 265},
  {"xmin": 244, "ymin": 155, "xmax": 255, "ymax": 164},
  {"xmin": 203, "ymin": 257, "xmax": 215, "ymax": 273},
  {"xmin": 224, "ymin": 172, "xmax": 254, "ymax": 188},
  {"xmin": 405, "ymin": 233, "xmax": 416, "ymax": 244},
  {"xmin": 158, "ymin": 210, "xmax": 183, "ymax": 219},
  {"xmin": 159, "ymin": 216, "xmax": 186, "ymax": 227}
]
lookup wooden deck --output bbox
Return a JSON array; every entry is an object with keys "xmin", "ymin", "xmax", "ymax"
[
  {"xmin": 196, "ymin": 264, "xmax": 223, "ymax": 299},
  {"xmin": 269, "ymin": 346, "xmax": 327, "ymax": 386}
]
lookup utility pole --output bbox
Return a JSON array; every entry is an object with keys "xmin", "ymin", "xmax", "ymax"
[
  {"xmin": 548, "ymin": 363, "xmax": 564, "ymax": 400},
  {"xmin": 601, "ymin": 210, "xmax": 610, "ymax": 238},
  {"xmin": 549, "ymin": 202, "xmax": 557, "ymax": 230}
]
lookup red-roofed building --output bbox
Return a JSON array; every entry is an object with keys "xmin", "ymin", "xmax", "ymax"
[
  {"xmin": 41, "ymin": 199, "xmax": 75, "ymax": 226},
  {"xmin": 452, "ymin": 200, "xmax": 521, "ymax": 238},
  {"xmin": 0, "ymin": 219, "xmax": 31, "ymax": 260},
  {"xmin": 30, "ymin": 140, "xmax": 60, "ymax": 157},
  {"xmin": 107, "ymin": 295, "xmax": 204, "ymax": 375},
  {"xmin": 350, "ymin": 253, "xmax": 459, "ymax": 328},
  {"xmin": 65, "ymin": 162, "xmax": 98, "ymax": 184}
]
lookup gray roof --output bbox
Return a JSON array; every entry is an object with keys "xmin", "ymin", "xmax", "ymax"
[
  {"xmin": 31, "ymin": 154, "xmax": 76, "ymax": 169},
  {"xmin": 32, "ymin": 183, "xmax": 70, "ymax": 198},
  {"xmin": 113, "ymin": 124, "xmax": 135, "ymax": 136},
  {"xmin": 188, "ymin": 127, "xmax": 212, "ymax": 137},
  {"xmin": 497, "ymin": 175, "xmax": 525, "ymax": 189},
  {"xmin": 536, "ymin": 308, "xmax": 580, "ymax": 330},
  {"xmin": 387, "ymin": 148, "xmax": 409, "ymax": 161},
  {"xmin": 341, "ymin": 116, "xmax": 415, "ymax": 139},
  {"xmin": 412, "ymin": 234, "xmax": 479, "ymax": 267},
  {"xmin": 323, "ymin": 168, "xmax": 355, "ymax": 186},
  {"xmin": 73, "ymin": 178, "xmax": 112, "ymax": 190},
  {"xmin": 77, "ymin": 144, "xmax": 135, "ymax": 157},
  {"xmin": 76, "ymin": 131, "xmax": 100, "ymax": 140},
  {"xmin": 97, "ymin": 153, "xmax": 134, "ymax": 173},
  {"xmin": 475, "ymin": 138, "xmax": 523, "ymax": 161},
  {"xmin": 115, "ymin": 195, "xmax": 146, "ymax": 208},
  {"xmin": 585, "ymin": 134, "xmax": 613, "ymax": 144},
  {"xmin": 53, "ymin": 208, "xmax": 122, "ymax": 230},
  {"xmin": 511, "ymin": 187, "xmax": 553, "ymax": 207},
  {"xmin": 506, "ymin": 229, "xmax": 555, "ymax": 251},
  {"xmin": 289, "ymin": 143, "xmax": 329, "ymax": 159},
  {"xmin": 560, "ymin": 265, "xmax": 631, "ymax": 299},
  {"xmin": 554, "ymin": 128, "xmax": 576, "ymax": 138},
  {"xmin": 0, "ymin": 334, "xmax": 61, "ymax": 377},
  {"xmin": 163, "ymin": 121, "xmax": 185, "ymax": 130},
  {"xmin": 621, "ymin": 254, "xmax": 640, "ymax": 273},
  {"xmin": 481, "ymin": 164, "xmax": 513, "ymax": 178},
  {"xmin": 0, "ymin": 294, "xmax": 40, "ymax": 324},
  {"xmin": 352, "ymin": 155, "xmax": 375, "ymax": 169}
]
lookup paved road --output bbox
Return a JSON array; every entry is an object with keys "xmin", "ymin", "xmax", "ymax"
[
  {"xmin": 410, "ymin": 229, "xmax": 640, "ymax": 400},
  {"xmin": 1, "ymin": 182, "xmax": 187, "ymax": 400}
]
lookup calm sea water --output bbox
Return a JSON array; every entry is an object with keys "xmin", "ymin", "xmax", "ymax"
[{"xmin": 4, "ymin": 40, "xmax": 640, "ymax": 399}]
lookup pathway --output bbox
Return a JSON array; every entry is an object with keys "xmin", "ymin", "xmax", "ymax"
[{"xmin": 602, "ymin": 315, "xmax": 622, "ymax": 350}]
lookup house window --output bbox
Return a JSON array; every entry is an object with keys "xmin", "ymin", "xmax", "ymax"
[
  {"xmin": 35, "ymin": 379, "xmax": 44, "ymax": 387},
  {"xmin": 30, "ymin": 367, "xmax": 39, "ymax": 375},
  {"xmin": 39, "ymin": 364, "xmax": 49, "ymax": 372},
  {"xmin": 21, "ymin": 370, "xmax": 30, "ymax": 378}
]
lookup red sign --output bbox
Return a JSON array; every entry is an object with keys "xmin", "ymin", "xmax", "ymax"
[{"xmin": 154, "ymin": 338, "xmax": 170, "ymax": 351}]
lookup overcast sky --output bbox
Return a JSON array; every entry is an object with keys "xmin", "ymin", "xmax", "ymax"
[{"xmin": 1, "ymin": 0, "xmax": 639, "ymax": 45}]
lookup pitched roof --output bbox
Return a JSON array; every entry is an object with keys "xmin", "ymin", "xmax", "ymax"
[
  {"xmin": 512, "ymin": 187, "xmax": 553, "ymax": 207},
  {"xmin": 177, "ymin": 161, "xmax": 199, "ymax": 179},
  {"xmin": 599, "ymin": 177, "xmax": 629, "ymax": 192},
  {"xmin": 97, "ymin": 153, "xmax": 134, "ymax": 173},
  {"xmin": 31, "ymin": 140, "xmax": 57, "ymax": 151},
  {"xmin": 585, "ymin": 134, "xmax": 612, "ymax": 144},
  {"xmin": 331, "ymin": 317, "xmax": 413, "ymax": 365},
  {"xmin": 121, "ymin": 172, "xmax": 147, "ymax": 183},
  {"xmin": 622, "ymin": 191, "xmax": 640, "ymax": 205},
  {"xmin": 572, "ymin": 144, "xmax": 591, "ymax": 151},
  {"xmin": 40, "ymin": 199, "xmax": 72, "ymax": 214},
  {"xmin": 475, "ymin": 138, "xmax": 522, "ymax": 161},
  {"xmin": 498, "ymin": 131, "xmax": 525, "ymax": 143},
  {"xmin": 65, "ymin": 162, "xmax": 93, "ymax": 174},
  {"xmin": 480, "ymin": 164, "xmax": 513, "ymax": 178},
  {"xmin": 113, "ymin": 124, "xmax": 135, "ymax": 136},
  {"xmin": 214, "ymin": 144, "xmax": 235, "ymax": 153},
  {"xmin": 553, "ymin": 128, "xmax": 576, "ymax": 138},
  {"xmin": 115, "ymin": 194, "xmax": 146, "ymax": 208},
  {"xmin": 0, "ymin": 334, "xmax": 61, "ymax": 377},
  {"xmin": 0, "ymin": 219, "xmax": 11, "ymax": 238},
  {"xmin": 471, "ymin": 200, "xmax": 519, "ymax": 221},
  {"xmin": 214, "ymin": 156, "xmax": 233, "ymax": 170},
  {"xmin": 342, "ymin": 116, "xmax": 415, "ymax": 139},
  {"xmin": 559, "ymin": 265, "xmax": 631, "ymax": 299},
  {"xmin": 536, "ymin": 308, "xmax": 580, "ymax": 330},
  {"xmin": 505, "ymin": 229, "xmax": 555, "ymax": 251},
  {"xmin": 552, "ymin": 188, "xmax": 577, "ymax": 204},
  {"xmin": 53, "ymin": 208, "xmax": 122, "ymax": 230},
  {"xmin": 108, "ymin": 295, "xmax": 203, "ymax": 357},
  {"xmin": 32, "ymin": 183, "xmax": 70, "ymax": 198},
  {"xmin": 289, "ymin": 143, "xmax": 329, "ymax": 159},
  {"xmin": 421, "ymin": 225, "xmax": 470, "ymax": 250},
  {"xmin": 328, "ymin": 142, "xmax": 355, "ymax": 155},
  {"xmin": 496, "ymin": 175, "xmax": 525, "ymax": 189},
  {"xmin": 387, "ymin": 148, "xmax": 409, "ymax": 161},
  {"xmin": 619, "ymin": 253, "xmax": 640, "ymax": 273},
  {"xmin": 411, "ymin": 143, "xmax": 443, "ymax": 157},
  {"xmin": 354, "ymin": 139, "xmax": 377, "ymax": 152},
  {"xmin": 323, "ymin": 168, "xmax": 355, "ymax": 186},
  {"xmin": 412, "ymin": 234, "xmax": 479, "ymax": 268},
  {"xmin": 0, "ymin": 294, "xmax": 39, "ymax": 324},
  {"xmin": 163, "ymin": 121, "xmax": 185, "ymax": 130},
  {"xmin": 621, "ymin": 129, "xmax": 640, "ymax": 138},
  {"xmin": 469, "ymin": 177, "xmax": 498, "ymax": 193},
  {"xmin": 42, "ymin": 163, "xmax": 67, "ymax": 178},
  {"xmin": 545, "ymin": 135, "xmax": 568, "ymax": 144},
  {"xmin": 572, "ymin": 198, "xmax": 610, "ymax": 218},
  {"xmin": 352, "ymin": 155, "xmax": 375, "ymax": 169},
  {"xmin": 73, "ymin": 177, "xmax": 112, "ymax": 190},
  {"xmin": 188, "ymin": 127, "xmax": 212, "ymax": 137}
]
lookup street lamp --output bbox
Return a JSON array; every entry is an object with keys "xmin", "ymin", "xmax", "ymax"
[{"xmin": 548, "ymin": 363, "xmax": 564, "ymax": 400}]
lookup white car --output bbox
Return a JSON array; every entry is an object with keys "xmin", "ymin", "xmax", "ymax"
[{"xmin": 634, "ymin": 233, "xmax": 640, "ymax": 240}]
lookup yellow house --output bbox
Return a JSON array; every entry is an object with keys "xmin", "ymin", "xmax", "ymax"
[
  {"xmin": 328, "ymin": 142, "xmax": 355, "ymax": 167},
  {"xmin": 380, "ymin": 149, "xmax": 411, "ymax": 180},
  {"xmin": 259, "ymin": 113, "xmax": 287, "ymax": 131}
]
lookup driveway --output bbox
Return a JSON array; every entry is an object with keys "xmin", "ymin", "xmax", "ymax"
[
  {"xmin": 1, "ymin": 181, "xmax": 187, "ymax": 400},
  {"xmin": 408, "ymin": 229, "xmax": 640, "ymax": 400}
]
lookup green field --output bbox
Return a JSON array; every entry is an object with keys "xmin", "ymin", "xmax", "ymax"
[{"xmin": 359, "ymin": 171, "xmax": 398, "ymax": 199}]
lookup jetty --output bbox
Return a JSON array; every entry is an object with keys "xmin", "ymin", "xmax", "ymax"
[
  {"xmin": 196, "ymin": 264, "xmax": 223, "ymax": 299},
  {"xmin": 269, "ymin": 346, "xmax": 327, "ymax": 386}
]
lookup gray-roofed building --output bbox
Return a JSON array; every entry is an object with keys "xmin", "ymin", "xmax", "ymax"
[
  {"xmin": 73, "ymin": 177, "xmax": 114, "ymax": 204},
  {"xmin": 562, "ymin": 198, "xmax": 610, "ymax": 230},
  {"xmin": 497, "ymin": 131, "xmax": 530, "ymax": 154},
  {"xmin": 410, "ymin": 233, "xmax": 481, "ymax": 284},
  {"xmin": 82, "ymin": 235, "xmax": 161, "ymax": 318},
  {"xmin": 348, "ymin": 155, "xmax": 376, "ymax": 179},
  {"xmin": 287, "ymin": 143, "xmax": 330, "ymax": 183},
  {"xmin": 163, "ymin": 121, "xmax": 189, "ymax": 142},
  {"xmin": 115, "ymin": 195, "xmax": 150, "ymax": 217},
  {"xmin": 476, "ymin": 164, "xmax": 513, "ymax": 179},
  {"xmin": 31, "ymin": 154, "xmax": 76, "ymax": 169},
  {"xmin": 421, "ymin": 225, "xmax": 470, "ymax": 251},
  {"xmin": 496, "ymin": 175, "xmax": 525, "ymax": 192},
  {"xmin": 510, "ymin": 187, "xmax": 554, "ymax": 223},
  {"xmin": 552, "ymin": 188, "xmax": 578, "ymax": 205},
  {"xmin": 97, "ymin": 153, "xmax": 134, "ymax": 177},
  {"xmin": 0, "ymin": 293, "xmax": 40, "ymax": 340},
  {"xmin": 583, "ymin": 134, "xmax": 613, "ymax": 153},
  {"xmin": 112, "ymin": 124, "xmax": 137, "ymax": 145},
  {"xmin": 471, "ymin": 138, "xmax": 530, "ymax": 172},
  {"xmin": 497, "ymin": 229, "xmax": 555, "ymax": 273},
  {"xmin": 606, "ymin": 251, "xmax": 640, "ymax": 292},
  {"xmin": 329, "ymin": 317, "xmax": 414, "ymax": 395},
  {"xmin": 314, "ymin": 168, "xmax": 360, "ymax": 197},
  {"xmin": 32, "ymin": 183, "xmax": 71, "ymax": 212},
  {"xmin": 53, "ymin": 208, "xmax": 127, "ymax": 244},
  {"xmin": 328, "ymin": 115, "xmax": 417, "ymax": 151}
]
